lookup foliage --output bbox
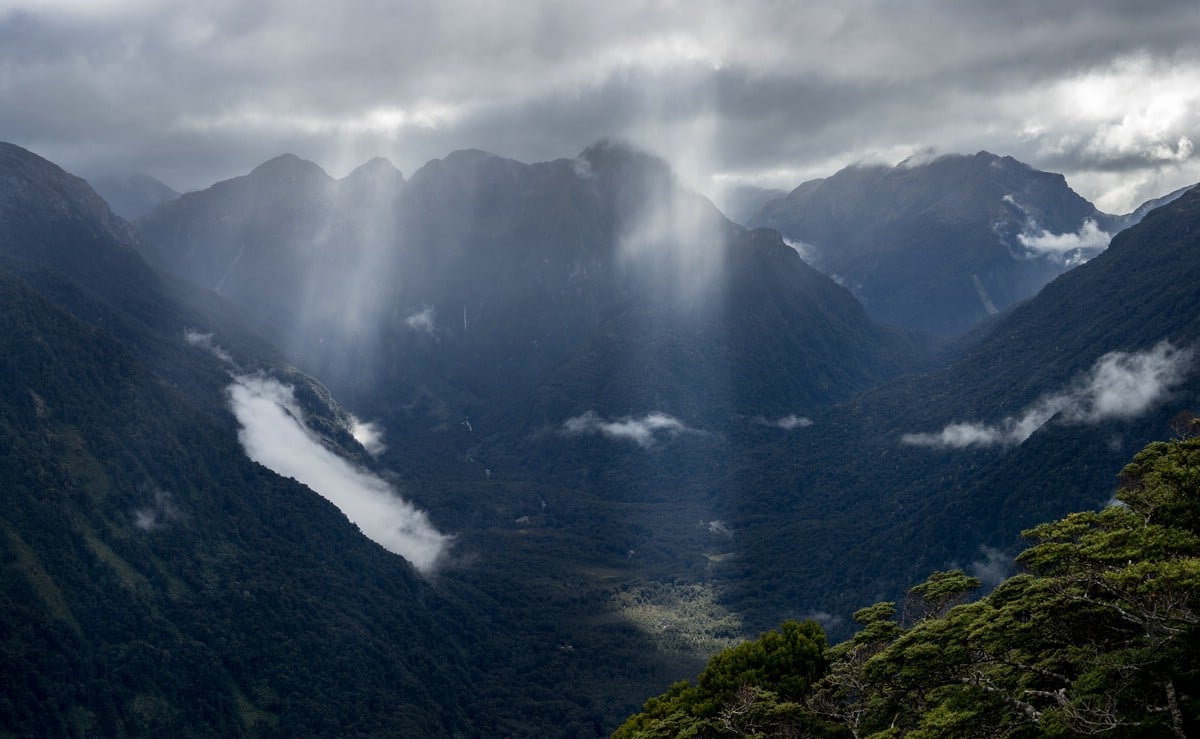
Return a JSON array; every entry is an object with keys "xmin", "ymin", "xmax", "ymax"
[
  {"xmin": 614, "ymin": 620, "xmax": 835, "ymax": 738},
  {"xmin": 622, "ymin": 436, "xmax": 1200, "ymax": 737}
]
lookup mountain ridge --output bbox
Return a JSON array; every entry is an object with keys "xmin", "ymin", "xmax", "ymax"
[{"xmin": 749, "ymin": 150, "xmax": 1131, "ymax": 335}]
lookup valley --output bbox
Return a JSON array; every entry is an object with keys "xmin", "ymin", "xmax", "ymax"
[{"xmin": 2, "ymin": 137, "xmax": 1197, "ymax": 736}]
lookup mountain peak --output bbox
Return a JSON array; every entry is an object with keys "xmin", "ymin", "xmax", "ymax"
[
  {"xmin": 341, "ymin": 157, "xmax": 404, "ymax": 195},
  {"xmin": 441, "ymin": 148, "xmax": 503, "ymax": 165},
  {"xmin": 578, "ymin": 138, "xmax": 672, "ymax": 181},
  {"xmin": 751, "ymin": 150, "xmax": 1102, "ymax": 334},
  {"xmin": 346, "ymin": 156, "xmax": 401, "ymax": 179},
  {"xmin": 248, "ymin": 153, "xmax": 330, "ymax": 181},
  {"xmin": 0, "ymin": 141, "xmax": 133, "ymax": 240}
]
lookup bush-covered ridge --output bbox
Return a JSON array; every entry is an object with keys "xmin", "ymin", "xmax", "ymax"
[{"xmin": 616, "ymin": 433, "xmax": 1200, "ymax": 738}]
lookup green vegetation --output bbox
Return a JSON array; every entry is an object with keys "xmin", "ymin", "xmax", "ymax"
[
  {"xmin": 618, "ymin": 435, "xmax": 1200, "ymax": 737},
  {"xmin": 610, "ymin": 581, "xmax": 745, "ymax": 657}
]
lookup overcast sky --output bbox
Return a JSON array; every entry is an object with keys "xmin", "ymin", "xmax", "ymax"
[{"xmin": 2, "ymin": 0, "xmax": 1198, "ymax": 212}]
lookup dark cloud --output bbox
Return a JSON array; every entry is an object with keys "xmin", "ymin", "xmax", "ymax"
[{"xmin": 1, "ymin": 0, "xmax": 1197, "ymax": 210}]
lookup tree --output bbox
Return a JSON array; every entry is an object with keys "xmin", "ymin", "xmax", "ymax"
[
  {"xmin": 619, "ymin": 437, "xmax": 1200, "ymax": 737},
  {"xmin": 614, "ymin": 620, "xmax": 836, "ymax": 738}
]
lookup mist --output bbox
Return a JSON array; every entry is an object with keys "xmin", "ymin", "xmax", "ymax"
[
  {"xmin": 404, "ymin": 306, "xmax": 437, "ymax": 334},
  {"xmin": 966, "ymin": 545, "xmax": 1014, "ymax": 589},
  {"xmin": 1017, "ymin": 218, "xmax": 1113, "ymax": 266},
  {"xmin": 902, "ymin": 341, "xmax": 1193, "ymax": 449},
  {"xmin": 227, "ymin": 372, "xmax": 450, "ymax": 573},
  {"xmin": 348, "ymin": 415, "xmax": 387, "ymax": 456},
  {"xmin": 561, "ymin": 410, "xmax": 697, "ymax": 449}
]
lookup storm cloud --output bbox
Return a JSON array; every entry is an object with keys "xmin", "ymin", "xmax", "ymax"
[{"xmin": 1, "ymin": 1, "xmax": 1197, "ymax": 212}]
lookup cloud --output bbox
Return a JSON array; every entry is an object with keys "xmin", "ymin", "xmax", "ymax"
[
  {"xmin": 133, "ymin": 488, "xmax": 182, "ymax": 531},
  {"xmin": 706, "ymin": 520, "xmax": 732, "ymax": 537},
  {"xmin": 1016, "ymin": 218, "xmax": 1112, "ymax": 266},
  {"xmin": 184, "ymin": 329, "xmax": 232, "ymax": 363},
  {"xmin": 6, "ymin": 2, "xmax": 1199, "ymax": 213},
  {"xmin": 753, "ymin": 413, "xmax": 813, "ymax": 430},
  {"xmin": 348, "ymin": 415, "xmax": 386, "ymax": 456},
  {"xmin": 227, "ymin": 372, "xmax": 450, "ymax": 572},
  {"xmin": 1005, "ymin": 195, "xmax": 1111, "ymax": 266},
  {"xmin": 780, "ymin": 237, "xmax": 818, "ymax": 263},
  {"xmin": 803, "ymin": 610, "xmax": 845, "ymax": 632},
  {"xmin": 561, "ymin": 410, "xmax": 697, "ymax": 448},
  {"xmin": 966, "ymin": 545, "xmax": 1013, "ymax": 589},
  {"xmin": 902, "ymin": 341, "xmax": 1193, "ymax": 449},
  {"xmin": 404, "ymin": 305, "xmax": 436, "ymax": 334}
]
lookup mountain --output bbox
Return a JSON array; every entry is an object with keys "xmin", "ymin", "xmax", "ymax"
[
  {"xmin": 750, "ymin": 152, "xmax": 1114, "ymax": 335},
  {"xmin": 1104, "ymin": 182, "xmax": 1193, "ymax": 233},
  {"xmin": 0, "ymin": 142, "xmax": 483, "ymax": 736},
  {"xmin": 133, "ymin": 140, "xmax": 952, "ymax": 733},
  {"xmin": 713, "ymin": 183, "xmax": 788, "ymax": 225},
  {"xmin": 138, "ymin": 140, "xmax": 940, "ymax": 436},
  {"xmin": 89, "ymin": 172, "xmax": 179, "ymax": 221},
  {"xmin": 725, "ymin": 182, "xmax": 1200, "ymax": 633},
  {"xmin": 18, "ymin": 134, "xmax": 1197, "ymax": 735}
]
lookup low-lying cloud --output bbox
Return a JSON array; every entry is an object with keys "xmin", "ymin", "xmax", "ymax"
[
  {"xmin": 753, "ymin": 413, "xmax": 813, "ymax": 430},
  {"xmin": 133, "ymin": 489, "xmax": 183, "ymax": 532},
  {"xmin": 405, "ymin": 306, "xmax": 437, "ymax": 334},
  {"xmin": 1017, "ymin": 218, "xmax": 1113, "ymax": 266},
  {"xmin": 184, "ymin": 329, "xmax": 233, "ymax": 364},
  {"xmin": 902, "ymin": 341, "xmax": 1192, "ymax": 449},
  {"xmin": 1003, "ymin": 195, "xmax": 1113, "ymax": 267},
  {"xmin": 227, "ymin": 372, "xmax": 450, "ymax": 572},
  {"xmin": 561, "ymin": 411, "xmax": 697, "ymax": 448},
  {"xmin": 781, "ymin": 237, "xmax": 818, "ymax": 263},
  {"xmin": 967, "ymin": 545, "xmax": 1014, "ymax": 589},
  {"xmin": 348, "ymin": 415, "xmax": 387, "ymax": 456}
]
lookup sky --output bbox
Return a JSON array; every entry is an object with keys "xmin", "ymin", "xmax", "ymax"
[{"xmin": 2, "ymin": 0, "xmax": 1198, "ymax": 212}]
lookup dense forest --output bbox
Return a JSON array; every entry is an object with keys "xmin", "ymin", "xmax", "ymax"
[
  {"xmin": 4, "ymin": 139, "xmax": 1199, "ymax": 736},
  {"xmin": 616, "ymin": 433, "xmax": 1200, "ymax": 737}
]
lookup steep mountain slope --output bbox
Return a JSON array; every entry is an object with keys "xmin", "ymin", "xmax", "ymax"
[
  {"xmin": 0, "ymin": 142, "xmax": 481, "ymax": 736},
  {"xmin": 8, "ymin": 141, "xmax": 787, "ymax": 737},
  {"xmin": 751, "ymin": 152, "xmax": 1112, "ymax": 335},
  {"xmin": 88, "ymin": 172, "xmax": 179, "ymax": 220},
  {"xmin": 727, "ymin": 183, "xmax": 1200, "ymax": 633},
  {"xmin": 132, "ymin": 141, "xmax": 956, "ymax": 734},
  {"xmin": 139, "ymin": 141, "xmax": 938, "ymax": 433},
  {"xmin": 714, "ymin": 183, "xmax": 788, "ymax": 226}
]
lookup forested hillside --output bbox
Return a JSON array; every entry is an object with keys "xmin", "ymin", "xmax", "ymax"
[
  {"xmin": 5, "ymin": 137, "xmax": 1198, "ymax": 736},
  {"xmin": 618, "ymin": 434, "xmax": 1200, "ymax": 737}
]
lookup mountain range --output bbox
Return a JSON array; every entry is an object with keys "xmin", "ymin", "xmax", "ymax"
[
  {"xmin": 749, "ymin": 151, "xmax": 1184, "ymax": 335},
  {"xmin": 2, "ymin": 137, "xmax": 1197, "ymax": 736}
]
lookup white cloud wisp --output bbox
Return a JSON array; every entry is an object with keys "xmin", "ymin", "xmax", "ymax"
[
  {"xmin": 561, "ymin": 410, "xmax": 697, "ymax": 449},
  {"xmin": 902, "ymin": 341, "xmax": 1193, "ymax": 449},
  {"xmin": 1017, "ymin": 218, "xmax": 1113, "ymax": 266},
  {"xmin": 404, "ymin": 305, "xmax": 437, "ymax": 334},
  {"xmin": 227, "ymin": 372, "xmax": 450, "ymax": 572},
  {"xmin": 752, "ymin": 413, "xmax": 814, "ymax": 430}
]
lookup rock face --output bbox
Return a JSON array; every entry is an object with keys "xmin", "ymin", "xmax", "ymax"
[{"xmin": 751, "ymin": 152, "xmax": 1113, "ymax": 335}]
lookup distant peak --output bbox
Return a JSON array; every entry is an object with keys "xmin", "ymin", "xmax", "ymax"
[
  {"xmin": 249, "ymin": 153, "xmax": 329, "ymax": 180},
  {"xmin": 344, "ymin": 156, "xmax": 403, "ymax": 181},
  {"xmin": 577, "ymin": 138, "xmax": 672, "ymax": 180},
  {"xmin": 441, "ymin": 148, "xmax": 504, "ymax": 165}
]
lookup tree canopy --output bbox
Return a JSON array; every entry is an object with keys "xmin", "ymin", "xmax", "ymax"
[{"xmin": 618, "ymin": 435, "xmax": 1200, "ymax": 737}]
